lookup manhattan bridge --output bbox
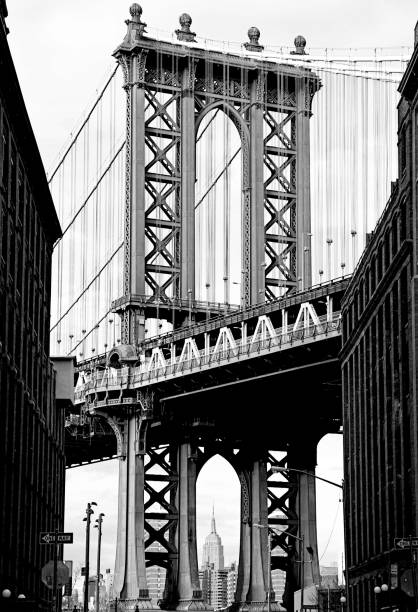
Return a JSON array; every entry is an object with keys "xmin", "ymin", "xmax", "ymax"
[{"xmin": 51, "ymin": 5, "xmax": 410, "ymax": 611}]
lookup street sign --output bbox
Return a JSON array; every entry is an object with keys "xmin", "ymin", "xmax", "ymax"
[
  {"xmin": 394, "ymin": 537, "xmax": 418, "ymax": 549},
  {"xmin": 41, "ymin": 560, "xmax": 70, "ymax": 590},
  {"xmin": 40, "ymin": 532, "xmax": 73, "ymax": 544}
]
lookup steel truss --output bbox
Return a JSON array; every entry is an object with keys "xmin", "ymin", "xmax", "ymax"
[{"xmin": 114, "ymin": 34, "xmax": 319, "ymax": 342}]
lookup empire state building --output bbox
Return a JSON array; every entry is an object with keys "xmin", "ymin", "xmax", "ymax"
[{"xmin": 202, "ymin": 508, "xmax": 224, "ymax": 570}]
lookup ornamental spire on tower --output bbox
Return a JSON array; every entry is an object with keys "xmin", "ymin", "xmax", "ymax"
[{"xmin": 211, "ymin": 505, "xmax": 216, "ymax": 533}]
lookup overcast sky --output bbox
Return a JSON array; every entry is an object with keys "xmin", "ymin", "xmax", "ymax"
[
  {"xmin": 5, "ymin": 0, "xmax": 417, "ymax": 591},
  {"xmin": 6, "ymin": 0, "xmax": 418, "ymax": 171}
]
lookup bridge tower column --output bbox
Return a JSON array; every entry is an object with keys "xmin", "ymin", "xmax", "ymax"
[
  {"xmin": 249, "ymin": 71, "xmax": 266, "ymax": 305},
  {"xmin": 234, "ymin": 454, "xmax": 284, "ymax": 612},
  {"xmin": 113, "ymin": 411, "xmax": 154, "ymax": 610},
  {"xmin": 114, "ymin": 7, "xmax": 149, "ymax": 344},
  {"xmin": 180, "ymin": 60, "xmax": 197, "ymax": 311},
  {"xmin": 295, "ymin": 76, "xmax": 314, "ymax": 291}
]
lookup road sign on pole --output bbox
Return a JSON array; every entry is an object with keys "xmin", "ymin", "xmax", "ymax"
[
  {"xmin": 40, "ymin": 532, "xmax": 73, "ymax": 544},
  {"xmin": 41, "ymin": 560, "xmax": 70, "ymax": 589},
  {"xmin": 394, "ymin": 537, "xmax": 418, "ymax": 549}
]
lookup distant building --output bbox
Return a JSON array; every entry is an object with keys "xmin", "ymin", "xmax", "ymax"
[
  {"xmin": 104, "ymin": 569, "xmax": 114, "ymax": 602},
  {"xmin": 202, "ymin": 508, "xmax": 225, "ymax": 570},
  {"xmin": 199, "ymin": 510, "xmax": 238, "ymax": 610},
  {"xmin": 0, "ymin": 3, "xmax": 70, "ymax": 612},
  {"xmin": 226, "ymin": 562, "xmax": 238, "ymax": 607},
  {"xmin": 146, "ymin": 521, "xmax": 167, "ymax": 606},
  {"xmin": 200, "ymin": 565, "xmax": 228, "ymax": 610},
  {"xmin": 271, "ymin": 568, "xmax": 286, "ymax": 607},
  {"xmin": 320, "ymin": 564, "xmax": 338, "ymax": 589}
]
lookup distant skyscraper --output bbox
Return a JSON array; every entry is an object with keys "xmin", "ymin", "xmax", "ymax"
[
  {"xmin": 200, "ymin": 509, "xmax": 238, "ymax": 610},
  {"xmin": 104, "ymin": 569, "xmax": 114, "ymax": 602},
  {"xmin": 202, "ymin": 508, "xmax": 224, "ymax": 570}
]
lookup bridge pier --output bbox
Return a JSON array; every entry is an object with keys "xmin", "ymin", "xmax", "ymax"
[
  {"xmin": 282, "ymin": 447, "xmax": 321, "ymax": 611},
  {"xmin": 113, "ymin": 413, "xmax": 154, "ymax": 610},
  {"xmin": 234, "ymin": 455, "xmax": 285, "ymax": 612},
  {"xmin": 174, "ymin": 442, "xmax": 209, "ymax": 610}
]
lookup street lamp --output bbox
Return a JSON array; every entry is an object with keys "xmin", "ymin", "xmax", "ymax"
[
  {"xmin": 374, "ymin": 583, "xmax": 391, "ymax": 611},
  {"xmin": 83, "ymin": 502, "xmax": 97, "ymax": 612},
  {"xmin": 271, "ymin": 466, "xmax": 346, "ymax": 610},
  {"xmin": 94, "ymin": 513, "xmax": 105, "ymax": 612},
  {"xmin": 271, "ymin": 466, "xmax": 343, "ymax": 490},
  {"xmin": 187, "ymin": 289, "xmax": 192, "ymax": 326},
  {"xmin": 253, "ymin": 523, "xmax": 308, "ymax": 612},
  {"xmin": 253, "ymin": 523, "xmax": 272, "ymax": 612}
]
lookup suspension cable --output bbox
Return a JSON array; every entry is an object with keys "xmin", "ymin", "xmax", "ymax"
[
  {"xmin": 50, "ymin": 242, "xmax": 123, "ymax": 333},
  {"xmin": 48, "ymin": 65, "xmax": 119, "ymax": 183},
  {"xmin": 195, "ymin": 146, "xmax": 241, "ymax": 210},
  {"xmin": 54, "ymin": 140, "xmax": 125, "ymax": 247}
]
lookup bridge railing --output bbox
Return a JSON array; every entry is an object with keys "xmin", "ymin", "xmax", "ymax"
[
  {"xmin": 137, "ymin": 276, "xmax": 350, "ymax": 346},
  {"xmin": 75, "ymin": 313, "xmax": 341, "ymax": 403}
]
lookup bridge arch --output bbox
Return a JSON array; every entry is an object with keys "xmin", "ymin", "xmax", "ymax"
[
  {"xmin": 195, "ymin": 100, "xmax": 250, "ymax": 151},
  {"xmin": 195, "ymin": 102, "xmax": 249, "ymax": 304}
]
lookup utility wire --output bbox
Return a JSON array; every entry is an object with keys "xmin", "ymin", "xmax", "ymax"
[{"xmin": 319, "ymin": 500, "xmax": 341, "ymax": 562}]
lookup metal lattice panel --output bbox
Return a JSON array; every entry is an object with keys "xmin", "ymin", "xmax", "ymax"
[
  {"xmin": 144, "ymin": 89, "xmax": 181, "ymax": 301},
  {"xmin": 263, "ymin": 108, "xmax": 298, "ymax": 299}
]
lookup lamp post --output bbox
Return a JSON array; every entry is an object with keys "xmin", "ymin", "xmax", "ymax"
[
  {"xmin": 253, "ymin": 523, "xmax": 272, "ymax": 612},
  {"xmin": 83, "ymin": 502, "xmax": 97, "ymax": 612},
  {"xmin": 253, "ymin": 523, "xmax": 307, "ymax": 612},
  {"xmin": 94, "ymin": 513, "xmax": 105, "ymax": 612},
  {"xmin": 205, "ymin": 283, "xmax": 210, "ymax": 321},
  {"xmin": 187, "ymin": 289, "xmax": 192, "ymax": 326}
]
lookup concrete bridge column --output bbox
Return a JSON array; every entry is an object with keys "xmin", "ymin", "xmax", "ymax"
[
  {"xmin": 175, "ymin": 442, "xmax": 209, "ymax": 611},
  {"xmin": 297, "ymin": 467, "xmax": 321, "ymax": 589},
  {"xmin": 234, "ymin": 456, "xmax": 284, "ymax": 612},
  {"xmin": 113, "ymin": 414, "xmax": 153, "ymax": 610},
  {"xmin": 283, "ymin": 447, "xmax": 321, "ymax": 611}
]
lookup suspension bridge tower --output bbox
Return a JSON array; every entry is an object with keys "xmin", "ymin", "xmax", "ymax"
[{"xmin": 89, "ymin": 5, "xmax": 321, "ymax": 612}]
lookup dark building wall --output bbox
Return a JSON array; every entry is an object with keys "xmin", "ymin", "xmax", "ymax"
[
  {"xmin": 341, "ymin": 23, "xmax": 418, "ymax": 612},
  {"xmin": 0, "ymin": 3, "xmax": 63, "ymax": 609}
]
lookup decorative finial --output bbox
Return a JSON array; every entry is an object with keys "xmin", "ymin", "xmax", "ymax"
[
  {"xmin": 129, "ymin": 3, "xmax": 142, "ymax": 18},
  {"xmin": 244, "ymin": 27, "xmax": 264, "ymax": 52},
  {"xmin": 122, "ymin": 3, "xmax": 147, "ymax": 45},
  {"xmin": 175, "ymin": 13, "xmax": 196, "ymax": 42},
  {"xmin": 291, "ymin": 35, "xmax": 307, "ymax": 55}
]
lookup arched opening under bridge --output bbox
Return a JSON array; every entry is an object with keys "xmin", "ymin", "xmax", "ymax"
[{"xmin": 196, "ymin": 454, "xmax": 241, "ymax": 608}]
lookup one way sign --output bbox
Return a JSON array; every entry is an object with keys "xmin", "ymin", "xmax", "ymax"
[
  {"xmin": 394, "ymin": 537, "xmax": 418, "ymax": 549},
  {"xmin": 40, "ymin": 532, "xmax": 73, "ymax": 544}
]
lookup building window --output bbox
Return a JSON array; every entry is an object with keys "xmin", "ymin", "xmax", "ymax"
[{"xmin": 400, "ymin": 126, "xmax": 407, "ymax": 175}]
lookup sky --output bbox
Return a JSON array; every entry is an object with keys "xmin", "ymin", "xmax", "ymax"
[{"xmin": 4, "ymin": 0, "xmax": 417, "ymax": 594}]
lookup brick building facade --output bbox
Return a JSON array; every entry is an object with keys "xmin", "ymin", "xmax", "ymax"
[{"xmin": 0, "ymin": 2, "xmax": 64, "ymax": 609}]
